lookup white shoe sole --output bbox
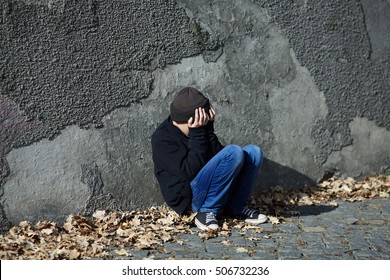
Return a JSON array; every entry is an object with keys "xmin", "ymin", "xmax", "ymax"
[
  {"xmin": 195, "ymin": 218, "xmax": 219, "ymax": 231},
  {"xmin": 244, "ymin": 215, "xmax": 268, "ymax": 224}
]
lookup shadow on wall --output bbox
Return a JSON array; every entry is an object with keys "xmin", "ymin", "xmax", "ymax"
[{"xmin": 256, "ymin": 158, "xmax": 317, "ymax": 190}]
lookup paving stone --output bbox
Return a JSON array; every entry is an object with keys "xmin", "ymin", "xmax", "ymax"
[
  {"xmin": 173, "ymin": 250, "xmax": 199, "ymax": 259},
  {"xmin": 267, "ymin": 232, "xmax": 294, "ymax": 239},
  {"xmin": 324, "ymin": 227, "xmax": 347, "ymax": 236},
  {"xmin": 299, "ymin": 217, "xmax": 320, "ymax": 227},
  {"xmin": 251, "ymin": 248, "xmax": 277, "ymax": 260},
  {"xmin": 197, "ymin": 252, "xmax": 224, "ymax": 260},
  {"xmin": 301, "ymin": 250, "xmax": 331, "ymax": 260},
  {"xmin": 259, "ymin": 223, "xmax": 277, "ymax": 231},
  {"xmin": 164, "ymin": 242, "xmax": 186, "ymax": 252},
  {"xmin": 228, "ymin": 237, "xmax": 248, "ymax": 246},
  {"xmin": 222, "ymin": 246, "xmax": 254, "ymax": 259},
  {"xmin": 347, "ymin": 236, "xmax": 371, "ymax": 248},
  {"xmin": 352, "ymin": 249, "xmax": 382, "ymax": 260},
  {"xmin": 323, "ymin": 241, "xmax": 350, "ymax": 251},
  {"xmin": 221, "ymin": 254, "xmax": 251, "ymax": 260},
  {"xmin": 128, "ymin": 250, "xmax": 151, "ymax": 260},
  {"xmin": 243, "ymin": 239, "xmax": 257, "ymax": 248},
  {"xmin": 323, "ymin": 246, "xmax": 352, "ymax": 257},
  {"xmin": 359, "ymin": 209, "xmax": 383, "ymax": 218},
  {"xmin": 366, "ymin": 219, "xmax": 386, "ymax": 225},
  {"xmin": 298, "ymin": 233, "xmax": 324, "ymax": 244},
  {"xmin": 365, "ymin": 237, "xmax": 390, "ymax": 255},
  {"xmin": 204, "ymin": 240, "xmax": 228, "ymax": 253},
  {"xmin": 276, "ymin": 223, "xmax": 302, "ymax": 234},
  {"xmin": 253, "ymin": 239, "xmax": 279, "ymax": 248},
  {"xmin": 343, "ymin": 218, "xmax": 360, "ymax": 225},
  {"xmin": 301, "ymin": 226, "xmax": 327, "ymax": 233},
  {"xmin": 346, "ymin": 225, "xmax": 374, "ymax": 233},
  {"xmin": 277, "ymin": 247, "xmax": 304, "ymax": 260},
  {"xmin": 365, "ymin": 228, "xmax": 389, "ymax": 237},
  {"xmin": 323, "ymin": 252, "xmax": 355, "ymax": 260},
  {"xmin": 183, "ymin": 240, "xmax": 206, "ymax": 251}
]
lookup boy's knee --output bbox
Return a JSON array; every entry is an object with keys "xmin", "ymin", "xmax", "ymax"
[
  {"xmin": 243, "ymin": 144, "xmax": 263, "ymax": 166},
  {"xmin": 223, "ymin": 144, "xmax": 244, "ymax": 163}
]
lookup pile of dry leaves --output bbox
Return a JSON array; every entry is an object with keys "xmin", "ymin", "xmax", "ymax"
[
  {"xmin": 250, "ymin": 174, "xmax": 389, "ymax": 216},
  {"xmin": 0, "ymin": 206, "xmax": 195, "ymax": 260},
  {"xmin": 0, "ymin": 175, "xmax": 388, "ymax": 260}
]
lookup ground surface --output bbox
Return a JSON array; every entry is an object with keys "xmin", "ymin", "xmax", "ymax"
[{"xmin": 0, "ymin": 176, "xmax": 389, "ymax": 260}]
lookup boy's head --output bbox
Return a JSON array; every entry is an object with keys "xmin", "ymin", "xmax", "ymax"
[{"xmin": 170, "ymin": 87, "xmax": 210, "ymax": 122}]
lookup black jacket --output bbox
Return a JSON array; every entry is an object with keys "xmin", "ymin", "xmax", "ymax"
[{"xmin": 151, "ymin": 116, "xmax": 224, "ymax": 214}]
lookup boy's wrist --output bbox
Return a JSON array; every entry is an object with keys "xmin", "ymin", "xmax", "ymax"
[{"xmin": 188, "ymin": 125, "xmax": 208, "ymax": 136}]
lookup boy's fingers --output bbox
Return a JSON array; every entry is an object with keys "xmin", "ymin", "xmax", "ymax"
[
  {"xmin": 198, "ymin": 107, "xmax": 203, "ymax": 119},
  {"xmin": 209, "ymin": 108, "xmax": 215, "ymax": 117},
  {"xmin": 188, "ymin": 109, "xmax": 199, "ymax": 127},
  {"xmin": 188, "ymin": 108, "xmax": 210, "ymax": 127},
  {"xmin": 193, "ymin": 108, "xmax": 199, "ymax": 124},
  {"xmin": 187, "ymin": 117, "xmax": 193, "ymax": 126},
  {"xmin": 203, "ymin": 108, "xmax": 209, "ymax": 124}
]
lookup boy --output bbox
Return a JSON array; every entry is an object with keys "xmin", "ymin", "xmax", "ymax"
[{"xmin": 151, "ymin": 87, "xmax": 267, "ymax": 230}]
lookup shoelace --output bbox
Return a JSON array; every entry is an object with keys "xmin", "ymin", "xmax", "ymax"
[
  {"xmin": 206, "ymin": 212, "xmax": 217, "ymax": 223},
  {"xmin": 242, "ymin": 208, "xmax": 258, "ymax": 218}
]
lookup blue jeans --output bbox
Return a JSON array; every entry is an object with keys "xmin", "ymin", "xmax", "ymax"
[{"xmin": 190, "ymin": 144, "xmax": 263, "ymax": 214}]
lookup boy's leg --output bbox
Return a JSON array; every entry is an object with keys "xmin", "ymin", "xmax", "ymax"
[
  {"xmin": 224, "ymin": 144, "xmax": 263, "ymax": 215},
  {"xmin": 191, "ymin": 145, "xmax": 244, "ymax": 214}
]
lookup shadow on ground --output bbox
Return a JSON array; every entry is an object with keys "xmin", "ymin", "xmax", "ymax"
[
  {"xmin": 251, "ymin": 158, "xmax": 338, "ymax": 217},
  {"xmin": 287, "ymin": 204, "xmax": 337, "ymax": 217}
]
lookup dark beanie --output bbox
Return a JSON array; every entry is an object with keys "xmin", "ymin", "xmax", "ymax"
[{"xmin": 170, "ymin": 87, "xmax": 210, "ymax": 122}]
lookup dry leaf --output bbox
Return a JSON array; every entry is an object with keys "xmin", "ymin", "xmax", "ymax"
[
  {"xmin": 181, "ymin": 212, "xmax": 197, "ymax": 223},
  {"xmin": 114, "ymin": 249, "xmax": 129, "ymax": 256},
  {"xmin": 268, "ymin": 216, "xmax": 280, "ymax": 225},
  {"xmin": 219, "ymin": 229, "xmax": 231, "ymax": 237},
  {"xmin": 160, "ymin": 231, "xmax": 172, "ymax": 242},
  {"xmin": 221, "ymin": 240, "xmax": 233, "ymax": 246},
  {"xmin": 236, "ymin": 247, "xmax": 248, "ymax": 253},
  {"xmin": 247, "ymin": 236, "xmax": 261, "ymax": 241},
  {"xmin": 249, "ymin": 227, "xmax": 262, "ymax": 234},
  {"xmin": 198, "ymin": 229, "xmax": 219, "ymax": 240},
  {"xmin": 92, "ymin": 210, "xmax": 106, "ymax": 220}
]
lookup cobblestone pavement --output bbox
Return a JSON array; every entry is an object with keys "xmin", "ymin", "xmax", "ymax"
[{"xmin": 108, "ymin": 198, "xmax": 389, "ymax": 260}]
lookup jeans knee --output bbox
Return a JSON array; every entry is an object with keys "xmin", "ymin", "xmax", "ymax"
[
  {"xmin": 223, "ymin": 145, "xmax": 244, "ymax": 167},
  {"xmin": 243, "ymin": 144, "xmax": 263, "ymax": 166}
]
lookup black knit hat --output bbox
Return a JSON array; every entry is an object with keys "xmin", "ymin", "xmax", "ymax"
[{"xmin": 170, "ymin": 87, "xmax": 210, "ymax": 122}]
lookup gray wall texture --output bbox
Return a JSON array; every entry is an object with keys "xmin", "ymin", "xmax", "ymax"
[{"xmin": 0, "ymin": 0, "xmax": 389, "ymax": 229}]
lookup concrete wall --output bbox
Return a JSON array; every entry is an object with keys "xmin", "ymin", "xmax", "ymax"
[{"xmin": 0, "ymin": 0, "xmax": 389, "ymax": 229}]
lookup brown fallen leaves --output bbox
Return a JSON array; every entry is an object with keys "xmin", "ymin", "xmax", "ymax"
[
  {"xmin": 0, "ymin": 175, "xmax": 389, "ymax": 259},
  {"xmin": 0, "ymin": 206, "xmax": 196, "ymax": 260},
  {"xmin": 250, "ymin": 175, "xmax": 389, "ymax": 217}
]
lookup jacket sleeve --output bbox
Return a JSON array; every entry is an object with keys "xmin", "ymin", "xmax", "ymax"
[
  {"xmin": 151, "ymin": 126, "xmax": 210, "ymax": 181},
  {"xmin": 206, "ymin": 121, "xmax": 224, "ymax": 156}
]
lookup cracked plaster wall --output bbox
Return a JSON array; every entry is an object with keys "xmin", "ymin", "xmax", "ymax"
[{"xmin": 0, "ymin": 0, "xmax": 389, "ymax": 228}]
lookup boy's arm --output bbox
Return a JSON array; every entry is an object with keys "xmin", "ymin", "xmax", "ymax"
[
  {"xmin": 206, "ymin": 106, "xmax": 224, "ymax": 154},
  {"xmin": 207, "ymin": 121, "xmax": 224, "ymax": 155},
  {"xmin": 151, "ymin": 127, "xmax": 209, "ymax": 181}
]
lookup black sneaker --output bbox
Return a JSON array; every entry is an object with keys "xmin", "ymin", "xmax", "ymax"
[
  {"xmin": 237, "ymin": 208, "xmax": 268, "ymax": 224},
  {"xmin": 195, "ymin": 212, "xmax": 219, "ymax": 231}
]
